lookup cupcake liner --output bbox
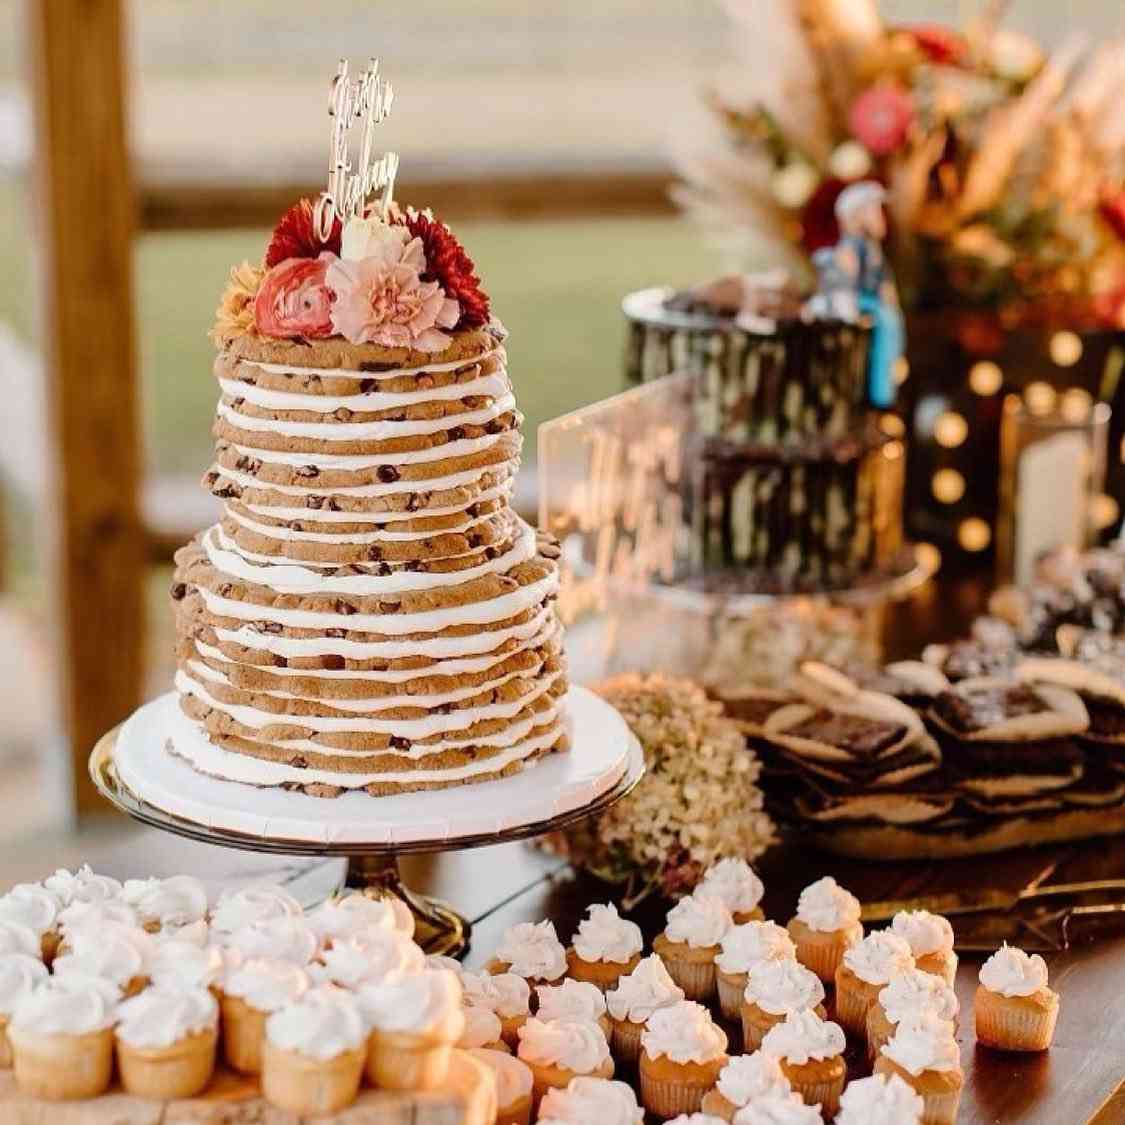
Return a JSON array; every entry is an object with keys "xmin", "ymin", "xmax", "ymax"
[
  {"xmin": 701, "ymin": 1088, "xmax": 739, "ymax": 1120},
  {"xmin": 220, "ymin": 993, "xmax": 267, "ymax": 1075},
  {"xmin": 975, "ymin": 990, "xmax": 1059, "ymax": 1052},
  {"xmin": 366, "ymin": 1031, "xmax": 454, "ymax": 1091},
  {"xmin": 865, "ymin": 1005, "xmax": 894, "ymax": 1063},
  {"xmin": 834, "ymin": 975, "xmax": 876, "ymax": 1036},
  {"xmin": 664, "ymin": 955, "xmax": 717, "ymax": 1002},
  {"xmin": 716, "ymin": 970, "xmax": 748, "ymax": 1021},
  {"xmin": 788, "ymin": 1071, "xmax": 845, "ymax": 1118},
  {"xmin": 794, "ymin": 934, "xmax": 849, "ymax": 984},
  {"xmin": 740, "ymin": 1004, "xmax": 780, "ymax": 1051},
  {"xmin": 610, "ymin": 1017, "xmax": 645, "ymax": 1066},
  {"xmin": 261, "ymin": 1040, "xmax": 365, "ymax": 1116},
  {"xmin": 639, "ymin": 1070, "xmax": 711, "ymax": 1117},
  {"xmin": 116, "ymin": 1027, "xmax": 217, "ymax": 1100},
  {"xmin": 8, "ymin": 1027, "xmax": 114, "ymax": 1101}
]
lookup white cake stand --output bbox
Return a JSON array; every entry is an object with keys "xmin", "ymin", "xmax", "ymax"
[{"xmin": 89, "ymin": 686, "xmax": 643, "ymax": 955}]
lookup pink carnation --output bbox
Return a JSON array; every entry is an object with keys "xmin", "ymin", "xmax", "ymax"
[
  {"xmin": 327, "ymin": 228, "xmax": 460, "ymax": 352},
  {"xmin": 254, "ymin": 255, "xmax": 335, "ymax": 339},
  {"xmin": 849, "ymin": 83, "xmax": 914, "ymax": 156}
]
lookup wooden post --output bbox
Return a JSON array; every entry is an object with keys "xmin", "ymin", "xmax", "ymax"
[{"xmin": 28, "ymin": 0, "xmax": 145, "ymax": 817}]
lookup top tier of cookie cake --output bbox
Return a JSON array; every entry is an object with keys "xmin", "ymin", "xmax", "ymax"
[{"xmin": 171, "ymin": 201, "xmax": 568, "ymax": 797}]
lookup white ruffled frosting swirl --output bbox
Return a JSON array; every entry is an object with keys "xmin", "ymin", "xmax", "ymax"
[
  {"xmin": 537, "ymin": 979, "xmax": 607, "ymax": 1025},
  {"xmin": 664, "ymin": 894, "xmax": 731, "ymax": 949},
  {"xmin": 0, "ymin": 886, "xmax": 61, "ymax": 937},
  {"xmin": 744, "ymin": 958, "xmax": 825, "ymax": 1016},
  {"xmin": 666, "ymin": 1116, "xmax": 729, "ymax": 1125},
  {"xmin": 209, "ymin": 884, "xmax": 301, "ymax": 939},
  {"xmin": 222, "ymin": 957, "xmax": 309, "ymax": 1013},
  {"xmin": 0, "ymin": 920, "xmax": 40, "ymax": 959},
  {"xmin": 731, "ymin": 1096, "xmax": 822, "ymax": 1125},
  {"xmin": 517, "ymin": 1017, "xmax": 611, "ymax": 1072},
  {"xmin": 878, "ymin": 968, "xmax": 959, "ymax": 1026},
  {"xmin": 573, "ymin": 903, "xmax": 643, "ymax": 965},
  {"xmin": 835, "ymin": 1073, "xmax": 925, "ymax": 1125},
  {"xmin": 148, "ymin": 941, "xmax": 225, "ymax": 992},
  {"xmin": 891, "ymin": 910, "xmax": 955, "ymax": 958},
  {"xmin": 496, "ymin": 920, "xmax": 567, "ymax": 981},
  {"xmin": 122, "ymin": 875, "xmax": 208, "ymax": 929},
  {"xmin": 115, "ymin": 986, "xmax": 218, "ymax": 1049},
  {"xmin": 459, "ymin": 1004, "xmax": 503, "ymax": 1048},
  {"xmin": 843, "ymin": 930, "xmax": 914, "ymax": 985},
  {"xmin": 58, "ymin": 897, "xmax": 139, "ymax": 938},
  {"xmin": 0, "ymin": 954, "xmax": 48, "ymax": 1017},
  {"xmin": 358, "ymin": 968, "xmax": 464, "ymax": 1037},
  {"xmin": 700, "ymin": 859, "xmax": 765, "ymax": 915},
  {"xmin": 641, "ymin": 1000, "xmax": 726, "ymax": 1064},
  {"xmin": 465, "ymin": 1046, "xmax": 533, "ymax": 1106},
  {"xmin": 157, "ymin": 919, "xmax": 211, "ymax": 948},
  {"xmin": 307, "ymin": 892, "xmax": 406, "ymax": 944},
  {"xmin": 716, "ymin": 1050, "xmax": 792, "ymax": 1106},
  {"xmin": 606, "ymin": 955, "xmax": 684, "ymax": 1023},
  {"xmin": 794, "ymin": 877, "xmax": 861, "ymax": 933},
  {"xmin": 716, "ymin": 921, "xmax": 796, "ymax": 974},
  {"xmin": 53, "ymin": 923, "xmax": 153, "ymax": 990},
  {"xmin": 537, "ymin": 1076, "xmax": 643, "ymax": 1124},
  {"xmin": 42, "ymin": 866, "xmax": 122, "ymax": 908},
  {"xmin": 266, "ymin": 986, "xmax": 366, "ymax": 1061},
  {"xmin": 882, "ymin": 1011, "xmax": 960, "ymax": 1075},
  {"xmin": 222, "ymin": 915, "xmax": 317, "ymax": 966},
  {"xmin": 979, "ymin": 943, "xmax": 1049, "ymax": 998},
  {"xmin": 309, "ymin": 928, "xmax": 424, "ymax": 990},
  {"xmin": 10, "ymin": 975, "xmax": 118, "ymax": 1034},
  {"xmin": 760, "ymin": 1009, "xmax": 845, "ymax": 1065},
  {"xmin": 426, "ymin": 953, "xmax": 463, "ymax": 976},
  {"xmin": 463, "ymin": 970, "xmax": 529, "ymax": 1019}
]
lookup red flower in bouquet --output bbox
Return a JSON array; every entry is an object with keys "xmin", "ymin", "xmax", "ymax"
[
  {"xmin": 254, "ymin": 255, "xmax": 335, "ymax": 339},
  {"xmin": 397, "ymin": 210, "xmax": 491, "ymax": 328},
  {"xmin": 1099, "ymin": 189, "xmax": 1125, "ymax": 243},
  {"xmin": 800, "ymin": 177, "xmax": 847, "ymax": 253},
  {"xmin": 849, "ymin": 83, "xmax": 915, "ymax": 156},
  {"xmin": 265, "ymin": 198, "xmax": 342, "ymax": 268},
  {"xmin": 906, "ymin": 23, "xmax": 968, "ymax": 66}
]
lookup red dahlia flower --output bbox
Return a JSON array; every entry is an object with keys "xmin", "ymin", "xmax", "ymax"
[
  {"xmin": 265, "ymin": 198, "xmax": 342, "ymax": 268},
  {"xmin": 906, "ymin": 23, "xmax": 968, "ymax": 66}
]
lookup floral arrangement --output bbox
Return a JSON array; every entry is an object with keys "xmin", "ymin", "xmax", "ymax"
[
  {"xmin": 212, "ymin": 198, "xmax": 490, "ymax": 350},
  {"xmin": 548, "ymin": 674, "xmax": 776, "ymax": 905},
  {"xmin": 676, "ymin": 0, "xmax": 1125, "ymax": 332}
]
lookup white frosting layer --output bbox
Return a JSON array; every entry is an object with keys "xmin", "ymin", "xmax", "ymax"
[
  {"xmin": 760, "ymin": 1009, "xmax": 845, "ymax": 1065},
  {"xmin": 641, "ymin": 1001, "xmax": 726, "ymax": 1064},
  {"xmin": 882, "ymin": 1011, "xmax": 960, "ymax": 1075},
  {"xmin": 664, "ymin": 894, "xmax": 731, "ymax": 949},
  {"xmin": 700, "ymin": 859, "xmax": 764, "ymax": 914},
  {"xmin": 115, "ymin": 986, "xmax": 218, "ymax": 1049},
  {"xmin": 10, "ymin": 975, "xmax": 119, "ymax": 1035},
  {"xmin": 42, "ymin": 866, "xmax": 122, "ymax": 908},
  {"xmin": 745, "ymin": 958, "xmax": 825, "ymax": 1016},
  {"xmin": 716, "ymin": 920, "xmax": 796, "ymax": 974},
  {"xmin": 979, "ymin": 943, "xmax": 1049, "ymax": 997},
  {"xmin": 0, "ymin": 954, "xmax": 49, "ymax": 1017},
  {"xmin": 835, "ymin": 1074, "xmax": 924, "ymax": 1125},
  {"xmin": 877, "ymin": 968, "xmax": 959, "ymax": 1026},
  {"xmin": 53, "ymin": 924, "xmax": 153, "ymax": 990},
  {"xmin": 149, "ymin": 941, "xmax": 225, "ymax": 992},
  {"xmin": 465, "ymin": 1046, "xmax": 534, "ymax": 1106},
  {"xmin": 795, "ymin": 877, "xmax": 862, "ymax": 933},
  {"xmin": 358, "ymin": 968, "xmax": 464, "ymax": 1037},
  {"xmin": 537, "ymin": 1076, "xmax": 643, "ymax": 1124},
  {"xmin": 310, "ymin": 929, "xmax": 424, "ymax": 989},
  {"xmin": 121, "ymin": 875, "xmax": 208, "ymax": 928},
  {"xmin": 0, "ymin": 921, "xmax": 40, "ymax": 959},
  {"xmin": 605, "ymin": 955, "xmax": 684, "ymax": 1023},
  {"xmin": 842, "ymin": 930, "xmax": 914, "ymax": 985},
  {"xmin": 307, "ymin": 893, "xmax": 403, "ymax": 943},
  {"xmin": 517, "ymin": 1017, "xmax": 611, "ymax": 1072},
  {"xmin": 573, "ymin": 903, "xmax": 643, "ymax": 965},
  {"xmin": 731, "ymin": 1096, "xmax": 822, "ymax": 1125},
  {"xmin": 716, "ymin": 1050, "xmax": 792, "ymax": 1106},
  {"xmin": 459, "ymin": 1004, "xmax": 503, "ymax": 1048},
  {"xmin": 536, "ymin": 979, "xmax": 607, "ymax": 1025},
  {"xmin": 210, "ymin": 884, "xmax": 301, "ymax": 939},
  {"xmin": 58, "ymin": 898, "xmax": 138, "ymax": 937},
  {"xmin": 463, "ymin": 971, "xmax": 529, "ymax": 1019},
  {"xmin": 891, "ymin": 911, "xmax": 955, "ymax": 957},
  {"xmin": 221, "ymin": 916, "xmax": 317, "ymax": 966},
  {"xmin": 496, "ymin": 921, "xmax": 567, "ymax": 981},
  {"xmin": 266, "ymin": 986, "xmax": 366, "ymax": 1061},
  {"xmin": 0, "ymin": 886, "xmax": 60, "ymax": 937},
  {"xmin": 222, "ymin": 957, "xmax": 309, "ymax": 1013}
]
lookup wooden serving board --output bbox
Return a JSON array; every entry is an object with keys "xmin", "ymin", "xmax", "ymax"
[{"xmin": 0, "ymin": 1049, "xmax": 495, "ymax": 1125}]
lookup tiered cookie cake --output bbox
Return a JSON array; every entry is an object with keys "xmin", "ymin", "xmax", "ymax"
[{"xmin": 170, "ymin": 199, "xmax": 568, "ymax": 797}]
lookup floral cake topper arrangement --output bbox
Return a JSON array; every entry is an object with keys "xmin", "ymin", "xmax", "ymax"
[{"xmin": 213, "ymin": 58, "xmax": 489, "ymax": 351}]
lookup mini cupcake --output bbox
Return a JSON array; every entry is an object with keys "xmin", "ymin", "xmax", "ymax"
[
  {"xmin": 309, "ymin": 927, "xmax": 424, "ymax": 990},
  {"xmin": 975, "ymin": 943, "xmax": 1059, "ymax": 1052},
  {"xmin": 760, "ymin": 1009, "xmax": 847, "ymax": 1116},
  {"xmin": 115, "ymin": 986, "xmax": 219, "ymax": 1099},
  {"xmin": 567, "ymin": 903, "xmax": 643, "ymax": 991},
  {"xmin": 699, "ymin": 858, "xmax": 766, "ymax": 924},
  {"xmin": 488, "ymin": 920, "xmax": 568, "ymax": 987},
  {"xmin": 467, "ymin": 1046, "xmax": 534, "ymax": 1125},
  {"xmin": 52, "ymin": 921, "xmax": 153, "ymax": 997},
  {"xmin": 56, "ymin": 897, "xmax": 139, "ymax": 951},
  {"xmin": 866, "ymin": 968, "xmax": 959, "ymax": 1063},
  {"xmin": 653, "ymin": 893, "xmax": 732, "ymax": 1001},
  {"xmin": 537, "ymin": 978, "xmax": 610, "ymax": 1038},
  {"xmin": 891, "ymin": 911, "xmax": 958, "ymax": 986},
  {"xmin": 834, "ymin": 930, "xmax": 914, "ymax": 1036},
  {"xmin": 221, "ymin": 914, "xmax": 318, "ymax": 967},
  {"xmin": 835, "ymin": 1072, "xmax": 925, "ymax": 1125},
  {"xmin": 728, "ymin": 1095, "xmax": 823, "ymax": 1124},
  {"xmin": 460, "ymin": 1004, "xmax": 508, "ymax": 1052},
  {"xmin": 638, "ymin": 1000, "xmax": 728, "ymax": 1118},
  {"xmin": 359, "ymin": 967, "xmax": 465, "ymax": 1090},
  {"xmin": 517, "ymin": 1018, "xmax": 614, "ymax": 1109},
  {"xmin": 262, "ymin": 986, "xmax": 366, "ymax": 1115},
  {"xmin": 208, "ymin": 882, "xmax": 301, "ymax": 943},
  {"xmin": 464, "ymin": 970, "xmax": 531, "ymax": 1049},
  {"xmin": 0, "ymin": 954, "xmax": 48, "ymax": 1067},
  {"xmin": 148, "ymin": 939, "xmax": 225, "ymax": 995},
  {"xmin": 715, "ymin": 920, "xmax": 796, "ymax": 1021},
  {"xmin": 873, "ymin": 1012, "xmax": 963, "ymax": 1124},
  {"xmin": 538, "ymin": 1075, "xmax": 644, "ymax": 1123},
  {"xmin": 604, "ymin": 954, "xmax": 684, "ymax": 1065},
  {"xmin": 42, "ymin": 865, "xmax": 121, "ymax": 908},
  {"xmin": 0, "ymin": 885, "xmax": 62, "ymax": 964},
  {"xmin": 7, "ymin": 975, "xmax": 118, "ymax": 1100},
  {"xmin": 121, "ymin": 875, "xmax": 208, "ymax": 936},
  {"xmin": 219, "ymin": 956, "xmax": 309, "ymax": 1074},
  {"xmin": 0, "ymin": 920, "xmax": 40, "ymax": 960},
  {"xmin": 307, "ymin": 890, "xmax": 413, "ymax": 947},
  {"xmin": 700, "ymin": 1050, "xmax": 792, "ymax": 1120},
  {"xmin": 786, "ymin": 877, "xmax": 863, "ymax": 984},
  {"xmin": 741, "ymin": 958, "xmax": 826, "ymax": 1050}
]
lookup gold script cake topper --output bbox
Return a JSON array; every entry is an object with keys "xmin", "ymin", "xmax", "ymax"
[{"xmin": 313, "ymin": 58, "xmax": 400, "ymax": 241}]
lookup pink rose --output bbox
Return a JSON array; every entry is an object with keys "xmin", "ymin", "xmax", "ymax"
[
  {"xmin": 849, "ymin": 83, "xmax": 914, "ymax": 157},
  {"xmin": 326, "ymin": 229, "xmax": 460, "ymax": 352},
  {"xmin": 253, "ymin": 254, "xmax": 335, "ymax": 339}
]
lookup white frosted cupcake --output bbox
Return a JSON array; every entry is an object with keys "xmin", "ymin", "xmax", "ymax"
[
  {"xmin": 604, "ymin": 953, "xmax": 685, "ymax": 1064},
  {"xmin": 115, "ymin": 986, "xmax": 219, "ymax": 1099},
  {"xmin": 834, "ymin": 929, "xmax": 914, "ymax": 1035},
  {"xmin": 699, "ymin": 858, "xmax": 766, "ymax": 924},
  {"xmin": 567, "ymin": 903, "xmax": 644, "ymax": 991},
  {"xmin": 639, "ymin": 1000, "xmax": 727, "ymax": 1118},
  {"xmin": 0, "ymin": 920, "xmax": 40, "ymax": 960},
  {"xmin": 835, "ymin": 1072, "xmax": 924, "ymax": 1124},
  {"xmin": 729, "ymin": 1095, "xmax": 823, "ymax": 1124},
  {"xmin": 221, "ymin": 914, "xmax": 317, "ymax": 967},
  {"xmin": 740, "ymin": 958, "xmax": 826, "ymax": 1050},
  {"xmin": 121, "ymin": 875, "xmax": 208, "ymax": 936},
  {"xmin": 715, "ymin": 920, "xmax": 796, "ymax": 1021},
  {"xmin": 309, "ymin": 927, "xmax": 424, "ymax": 989},
  {"xmin": 760, "ymin": 1008, "xmax": 847, "ymax": 1117},
  {"xmin": 866, "ymin": 967, "xmax": 959, "ymax": 1062},
  {"xmin": 517, "ymin": 1018, "xmax": 614, "ymax": 1110},
  {"xmin": 57, "ymin": 898, "xmax": 139, "ymax": 951},
  {"xmin": 538, "ymin": 1075, "xmax": 644, "ymax": 1123},
  {"xmin": 459, "ymin": 1004, "xmax": 507, "ymax": 1051},
  {"xmin": 0, "ymin": 886, "xmax": 62, "ymax": 964},
  {"xmin": 42, "ymin": 866, "xmax": 121, "ymax": 908},
  {"xmin": 52, "ymin": 921, "xmax": 153, "ymax": 997},
  {"xmin": 209, "ymin": 883, "xmax": 301, "ymax": 942},
  {"xmin": 0, "ymin": 954, "xmax": 48, "ymax": 1067},
  {"xmin": 359, "ymin": 967, "xmax": 465, "ymax": 1090},
  {"xmin": 8, "ymin": 975, "xmax": 118, "ymax": 1100},
  {"xmin": 975, "ymin": 943, "xmax": 1059, "ymax": 1052},
  {"xmin": 489, "ymin": 920, "xmax": 568, "ymax": 987},
  {"xmin": 464, "ymin": 969, "xmax": 531, "ymax": 1050},
  {"xmin": 873, "ymin": 1011, "xmax": 963, "ymax": 1125},
  {"xmin": 892, "ymin": 910, "xmax": 958, "ymax": 985},
  {"xmin": 537, "ymin": 978, "xmax": 610, "ymax": 1038},
  {"xmin": 307, "ymin": 890, "xmax": 413, "ymax": 947},
  {"xmin": 148, "ymin": 939, "xmax": 225, "ymax": 995},
  {"xmin": 700, "ymin": 1050, "xmax": 792, "ymax": 1120},
  {"xmin": 467, "ymin": 1046, "xmax": 534, "ymax": 1125},
  {"xmin": 263, "ymin": 986, "xmax": 366, "ymax": 1115},
  {"xmin": 653, "ymin": 893, "xmax": 732, "ymax": 1001},
  {"xmin": 786, "ymin": 877, "xmax": 863, "ymax": 983},
  {"xmin": 219, "ymin": 956, "xmax": 309, "ymax": 1074}
]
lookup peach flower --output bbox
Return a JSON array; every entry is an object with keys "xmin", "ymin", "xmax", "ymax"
[{"xmin": 253, "ymin": 254, "xmax": 335, "ymax": 339}]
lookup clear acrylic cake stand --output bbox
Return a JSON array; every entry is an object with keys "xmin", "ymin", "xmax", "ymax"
[{"xmin": 88, "ymin": 689, "xmax": 643, "ymax": 957}]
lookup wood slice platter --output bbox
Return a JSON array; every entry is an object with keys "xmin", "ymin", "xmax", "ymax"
[{"xmin": 0, "ymin": 1049, "xmax": 495, "ymax": 1124}]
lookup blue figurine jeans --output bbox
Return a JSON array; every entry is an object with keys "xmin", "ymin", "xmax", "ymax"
[{"xmin": 858, "ymin": 292, "xmax": 905, "ymax": 409}]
